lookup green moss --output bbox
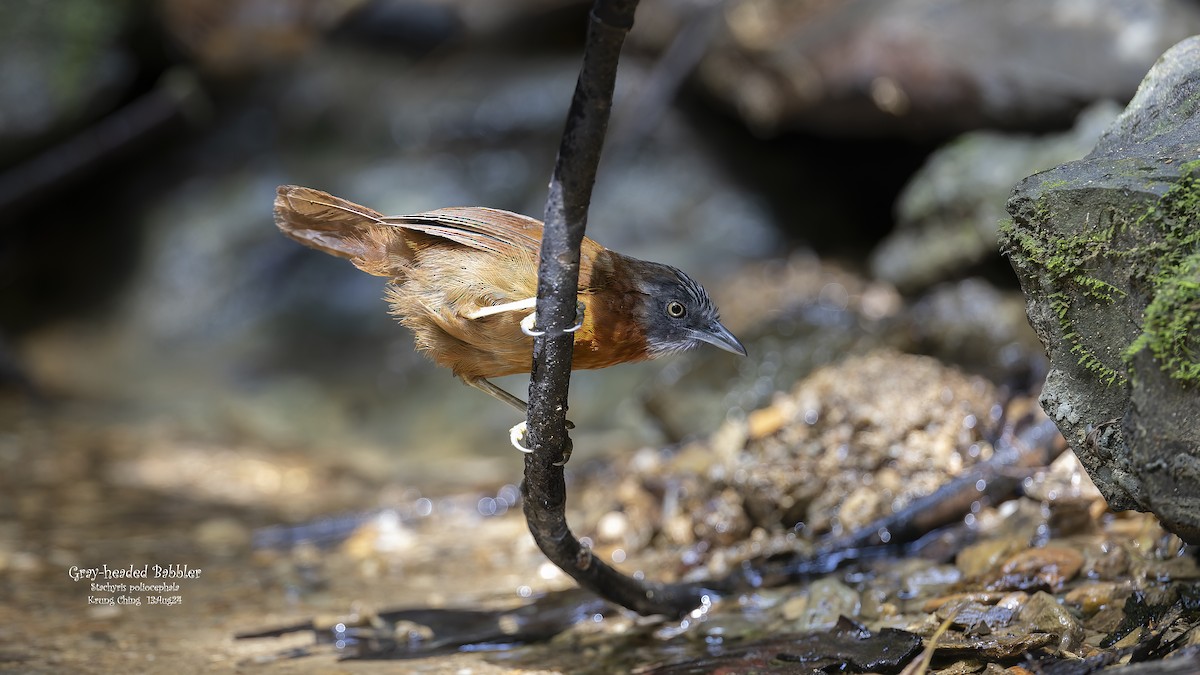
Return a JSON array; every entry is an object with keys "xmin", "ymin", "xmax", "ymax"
[
  {"xmin": 1040, "ymin": 179, "xmax": 1072, "ymax": 191},
  {"xmin": 1123, "ymin": 161, "xmax": 1200, "ymax": 385},
  {"xmin": 1048, "ymin": 292, "xmax": 1126, "ymax": 386},
  {"xmin": 1002, "ymin": 185, "xmax": 1131, "ymax": 386},
  {"xmin": 1004, "ymin": 160, "xmax": 1200, "ymax": 387}
]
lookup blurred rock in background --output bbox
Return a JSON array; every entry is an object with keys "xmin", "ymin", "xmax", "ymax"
[
  {"xmin": 636, "ymin": 0, "xmax": 1200, "ymax": 138},
  {"xmin": 870, "ymin": 102, "xmax": 1122, "ymax": 292}
]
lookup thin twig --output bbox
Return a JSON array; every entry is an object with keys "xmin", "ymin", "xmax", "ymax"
[
  {"xmin": 899, "ymin": 605, "xmax": 961, "ymax": 675},
  {"xmin": 522, "ymin": 0, "xmax": 708, "ymax": 618}
]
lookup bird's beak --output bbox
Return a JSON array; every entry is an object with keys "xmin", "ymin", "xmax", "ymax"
[{"xmin": 692, "ymin": 320, "xmax": 747, "ymax": 356}]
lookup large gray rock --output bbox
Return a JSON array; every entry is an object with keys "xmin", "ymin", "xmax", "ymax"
[
  {"xmin": 637, "ymin": 0, "xmax": 1200, "ymax": 138},
  {"xmin": 1002, "ymin": 37, "xmax": 1200, "ymax": 543}
]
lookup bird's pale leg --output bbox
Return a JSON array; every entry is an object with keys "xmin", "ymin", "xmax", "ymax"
[
  {"xmin": 460, "ymin": 300, "xmax": 584, "ymax": 464},
  {"xmin": 464, "ymin": 376, "xmax": 528, "ymax": 414},
  {"xmin": 462, "ymin": 377, "xmax": 574, "ymax": 461},
  {"xmin": 462, "ymin": 377, "xmax": 534, "ymax": 455}
]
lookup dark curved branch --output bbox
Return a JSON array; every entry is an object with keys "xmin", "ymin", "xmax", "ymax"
[{"xmin": 523, "ymin": 0, "xmax": 708, "ymax": 618}]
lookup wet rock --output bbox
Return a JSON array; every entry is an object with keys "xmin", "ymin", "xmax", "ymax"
[
  {"xmin": 923, "ymin": 591, "xmax": 1006, "ymax": 614},
  {"xmin": 955, "ymin": 538, "xmax": 1026, "ymax": 579},
  {"xmin": 639, "ymin": 0, "xmax": 1200, "ymax": 138},
  {"xmin": 942, "ymin": 594, "xmax": 1026, "ymax": 635},
  {"xmin": 857, "ymin": 587, "xmax": 896, "ymax": 623},
  {"xmin": 871, "ymin": 103, "xmax": 1120, "ymax": 291},
  {"xmin": 1089, "ymin": 605, "xmax": 1131, "ymax": 637},
  {"xmin": 1022, "ymin": 452, "xmax": 1108, "ymax": 538},
  {"xmin": 882, "ymin": 562, "xmax": 961, "ymax": 606},
  {"xmin": 983, "ymin": 546, "xmax": 1084, "ymax": 592},
  {"xmin": 935, "ymin": 662, "xmax": 988, "ymax": 675},
  {"xmin": 1082, "ymin": 541, "xmax": 1131, "ymax": 582},
  {"xmin": 933, "ymin": 630, "xmax": 1057, "ymax": 661},
  {"xmin": 1020, "ymin": 590, "xmax": 1086, "ymax": 653},
  {"xmin": 1064, "ymin": 582, "xmax": 1125, "ymax": 617},
  {"xmin": 785, "ymin": 578, "xmax": 861, "ymax": 631},
  {"xmin": 1128, "ymin": 546, "xmax": 1200, "ymax": 584},
  {"xmin": 1001, "ymin": 36, "xmax": 1200, "ymax": 543}
]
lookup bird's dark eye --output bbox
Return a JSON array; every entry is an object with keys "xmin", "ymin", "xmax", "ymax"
[{"xmin": 666, "ymin": 301, "xmax": 686, "ymax": 318}]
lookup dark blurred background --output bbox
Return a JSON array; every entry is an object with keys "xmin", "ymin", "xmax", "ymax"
[{"xmin": 1, "ymin": 0, "xmax": 1196, "ymax": 486}]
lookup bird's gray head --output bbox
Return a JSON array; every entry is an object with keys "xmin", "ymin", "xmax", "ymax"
[{"xmin": 633, "ymin": 262, "xmax": 746, "ymax": 358}]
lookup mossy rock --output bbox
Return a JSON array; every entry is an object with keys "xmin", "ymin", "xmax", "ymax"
[{"xmin": 1001, "ymin": 36, "xmax": 1200, "ymax": 543}]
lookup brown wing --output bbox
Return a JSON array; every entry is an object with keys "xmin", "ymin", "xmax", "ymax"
[
  {"xmin": 276, "ymin": 185, "xmax": 607, "ymax": 281},
  {"xmin": 388, "ymin": 207, "xmax": 544, "ymax": 258},
  {"xmin": 398, "ymin": 207, "xmax": 611, "ymax": 288},
  {"xmin": 395, "ymin": 206, "xmax": 615, "ymax": 317}
]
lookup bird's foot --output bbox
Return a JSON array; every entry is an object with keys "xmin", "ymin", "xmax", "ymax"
[
  {"xmin": 509, "ymin": 421, "xmax": 533, "ymax": 454},
  {"xmin": 519, "ymin": 301, "xmax": 586, "ymax": 337},
  {"xmin": 508, "ymin": 421, "xmax": 573, "ymax": 465}
]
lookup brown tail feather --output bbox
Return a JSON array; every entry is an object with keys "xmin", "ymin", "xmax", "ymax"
[{"xmin": 274, "ymin": 185, "xmax": 409, "ymax": 278}]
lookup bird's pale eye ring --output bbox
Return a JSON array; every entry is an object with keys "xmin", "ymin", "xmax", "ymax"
[{"xmin": 666, "ymin": 300, "xmax": 686, "ymax": 318}]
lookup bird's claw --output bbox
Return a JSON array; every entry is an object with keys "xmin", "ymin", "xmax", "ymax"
[
  {"xmin": 554, "ymin": 444, "xmax": 572, "ymax": 466},
  {"xmin": 508, "ymin": 421, "xmax": 573, "ymax": 464},
  {"xmin": 519, "ymin": 313, "xmax": 545, "ymax": 337},
  {"xmin": 573, "ymin": 300, "xmax": 586, "ymax": 330},
  {"xmin": 509, "ymin": 421, "xmax": 533, "ymax": 453},
  {"xmin": 519, "ymin": 301, "xmax": 586, "ymax": 337}
]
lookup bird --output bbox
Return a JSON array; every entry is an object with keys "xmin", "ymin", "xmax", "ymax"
[{"xmin": 273, "ymin": 185, "xmax": 746, "ymax": 446}]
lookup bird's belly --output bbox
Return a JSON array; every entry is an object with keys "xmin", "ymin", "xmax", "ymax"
[
  {"xmin": 389, "ymin": 288, "xmax": 649, "ymax": 379},
  {"xmin": 385, "ymin": 249, "xmax": 540, "ymax": 378},
  {"xmin": 396, "ymin": 296, "xmax": 535, "ymax": 379}
]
